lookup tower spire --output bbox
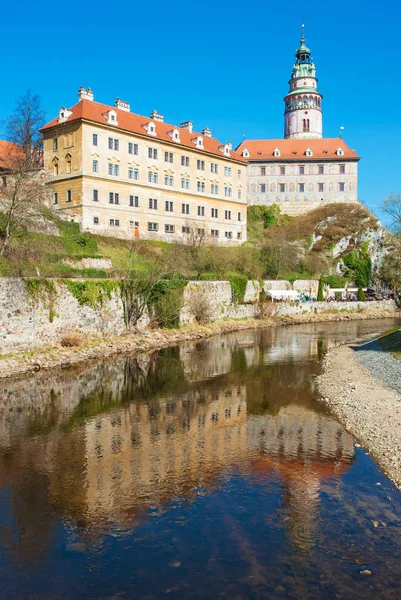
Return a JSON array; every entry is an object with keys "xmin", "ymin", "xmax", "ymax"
[
  {"xmin": 283, "ymin": 26, "xmax": 323, "ymax": 139},
  {"xmin": 301, "ymin": 22, "xmax": 305, "ymax": 44}
]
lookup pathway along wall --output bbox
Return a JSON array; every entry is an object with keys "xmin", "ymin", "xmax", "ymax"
[{"xmin": 0, "ymin": 278, "xmax": 398, "ymax": 355}]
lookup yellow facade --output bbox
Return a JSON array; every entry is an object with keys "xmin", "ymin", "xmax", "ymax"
[{"xmin": 43, "ymin": 107, "xmax": 248, "ymax": 244}]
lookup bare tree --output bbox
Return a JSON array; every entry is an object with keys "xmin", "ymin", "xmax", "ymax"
[
  {"xmin": 6, "ymin": 90, "xmax": 45, "ymax": 168},
  {"xmin": 0, "ymin": 91, "xmax": 49, "ymax": 256},
  {"xmin": 120, "ymin": 238, "xmax": 178, "ymax": 329},
  {"xmin": 259, "ymin": 227, "xmax": 299, "ymax": 279},
  {"xmin": 379, "ymin": 239, "xmax": 401, "ymax": 305},
  {"xmin": 383, "ymin": 194, "xmax": 401, "ymax": 233}
]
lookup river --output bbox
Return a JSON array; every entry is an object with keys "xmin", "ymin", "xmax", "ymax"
[{"xmin": 0, "ymin": 318, "xmax": 401, "ymax": 599}]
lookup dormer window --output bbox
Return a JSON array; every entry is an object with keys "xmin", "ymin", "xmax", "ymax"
[
  {"xmin": 273, "ymin": 148, "xmax": 280, "ymax": 157},
  {"xmin": 305, "ymin": 147, "xmax": 313, "ymax": 157},
  {"xmin": 336, "ymin": 147, "xmax": 344, "ymax": 156},
  {"xmin": 58, "ymin": 108, "xmax": 72, "ymax": 123},
  {"xmin": 193, "ymin": 136, "xmax": 204, "ymax": 149},
  {"xmin": 106, "ymin": 110, "xmax": 118, "ymax": 126},
  {"xmin": 144, "ymin": 122, "xmax": 157, "ymax": 136},
  {"xmin": 242, "ymin": 148, "xmax": 250, "ymax": 158},
  {"xmin": 223, "ymin": 144, "xmax": 230, "ymax": 156}
]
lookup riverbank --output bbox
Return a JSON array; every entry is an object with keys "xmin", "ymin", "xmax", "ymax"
[
  {"xmin": 0, "ymin": 308, "xmax": 399, "ymax": 380},
  {"xmin": 317, "ymin": 339, "xmax": 401, "ymax": 491}
]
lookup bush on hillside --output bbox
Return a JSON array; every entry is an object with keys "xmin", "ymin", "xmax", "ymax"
[
  {"xmin": 323, "ymin": 275, "xmax": 348, "ymax": 288},
  {"xmin": 317, "ymin": 278, "xmax": 324, "ymax": 301},
  {"xmin": 357, "ymin": 287, "xmax": 366, "ymax": 301}
]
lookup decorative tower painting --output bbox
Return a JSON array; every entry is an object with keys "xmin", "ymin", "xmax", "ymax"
[{"xmin": 284, "ymin": 25, "xmax": 323, "ymax": 139}]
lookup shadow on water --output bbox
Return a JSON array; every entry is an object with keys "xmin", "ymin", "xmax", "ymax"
[{"xmin": 0, "ymin": 318, "xmax": 400, "ymax": 599}]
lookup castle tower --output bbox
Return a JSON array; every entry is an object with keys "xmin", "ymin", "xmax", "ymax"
[{"xmin": 284, "ymin": 25, "xmax": 323, "ymax": 139}]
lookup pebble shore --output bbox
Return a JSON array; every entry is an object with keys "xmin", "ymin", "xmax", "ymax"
[
  {"xmin": 0, "ymin": 308, "xmax": 399, "ymax": 380},
  {"xmin": 317, "ymin": 342, "xmax": 401, "ymax": 491},
  {"xmin": 355, "ymin": 331, "xmax": 401, "ymax": 395}
]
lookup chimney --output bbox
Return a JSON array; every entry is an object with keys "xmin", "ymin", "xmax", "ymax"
[
  {"xmin": 115, "ymin": 98, "xmax": 130, "ymax": 112},
  {"xmin": 78, "ymin": 86, "xmax": 94, "ymax": 101},
  {"xmin": 150, "ymin": 109, "xmax": 164, "ymax": 122},
  {"xmin": 227, "ymin": 140, "xmax": 232, "ymax": 150},
  {"xmin": 202, "ymin": 127, "xmax": 212, "ymax": 137},
  {"xmin": 180, "ymin": 121, "xmax": 193, "ymax": 133}
]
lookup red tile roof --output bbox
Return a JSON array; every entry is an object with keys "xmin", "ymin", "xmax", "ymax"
[
  {"xmin": 236, "ymin": 138, "xmax": 360, "ymax": 161},
  {"xmin": 0, "ymin": 139, "xmax": 24, "ymax": 171},
  {"xmin": 41, "ymin": 99, "xmax": 247, "ymax": 164}
]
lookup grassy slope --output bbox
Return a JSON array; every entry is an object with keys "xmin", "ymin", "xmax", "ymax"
[{"xmin": 0, "ymin": 203, "xmax": 383, "ymax": 281}]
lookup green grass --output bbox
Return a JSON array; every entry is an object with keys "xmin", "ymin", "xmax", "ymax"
[
  {"xmin": 379, "ymin": 326, "xmax": 401, "ymax": 339},
  {"xmin": 377, "ymin": 329, "xmax": 401, "ymax": 359},
  {"xmin": 0, "ymin": 215, "xmax": 159, "ymax": 278}
]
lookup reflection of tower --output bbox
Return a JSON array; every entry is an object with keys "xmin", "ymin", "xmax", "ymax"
[
  {"xmin": 282, "ymin": 473, "xmax": 320, "ymax": 552},
  {"xmin": 284, "ymin": 25, "xmax": 323, "ymax": 139},
  {"xmin": 247, "ymin": 406, "xmax": 354, "ymax": 551}
]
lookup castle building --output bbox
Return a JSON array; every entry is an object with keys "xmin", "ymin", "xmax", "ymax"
[
  {"xmin": 41, "ymin": 89, "xmax": 248, "ymax": 243},
  {"xmin": 236, "ymin": 26, "xmax": 360, "ymax": 217}
]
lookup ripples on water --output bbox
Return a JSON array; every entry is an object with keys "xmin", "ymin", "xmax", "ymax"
[{"xmin": 0, "ymin": 319, "xmax": 401, "ymax": 599}]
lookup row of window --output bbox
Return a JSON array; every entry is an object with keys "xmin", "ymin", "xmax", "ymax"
[
  {"xmin": 92, "ymin": 160, "xmax": 242, "ymax": 197},
  {"xmin": 92, "ymin": 217, "xmax": 242, "ymax": 239},
  {"xmin": 257, "ymin": 182, "xmax": 350, "ymax": 193},
  {"xmin": 54, "ymin": 190, "xmax": 243, "ymax": 219},
  {"xmin": 91, "ymin": 134, "xmax": 241, "ymax": 175},
  {"xmin": 257, "ymin": 164, "xmax": 346, "ymax": 176},
  {"xmin": 95, "ymin": 191, "xmax": 242, "ymax": 219}
]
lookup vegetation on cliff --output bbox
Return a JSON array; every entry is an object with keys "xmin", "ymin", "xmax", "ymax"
[{"xmin": 0, "ymin": 199, "xmax": 398, "ymax": 296}]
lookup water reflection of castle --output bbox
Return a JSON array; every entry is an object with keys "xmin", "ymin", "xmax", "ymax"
[
  {"xmin": 83, "ymin": 386, "xmax": 248, "ymax": 525},
  {"xmin": 0, "ymin": 325, "xmax": 357, "ymax": 554}
]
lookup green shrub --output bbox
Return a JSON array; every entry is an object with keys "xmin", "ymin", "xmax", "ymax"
[
  {"xmin": 323, "ymin": 275, "xmax": 348, "ymax": 288},
  {"xmin": 357, "ymin": 287, "xmax": 366, "ymax": 301},
  {"xmin": 248, "ymin": 205, "xmax": 281, "ymax": 229},
  {"xmin": 200, "ymin": 272, "xmax": 218, "ymax": 281},
  {"xmin": 317, "ymin": 278, "xmax": 324, "ymax": 301},
  {"xmin": 343, "ymin": 249, "xmax": 372, "ymax": 287},
  {"xmin": 148, "ymin": 279, "xmax": 187, "ymax": 328},
  {"xmin": 225, "ymin": 271, "xmax": 248, "ymax": 303}
]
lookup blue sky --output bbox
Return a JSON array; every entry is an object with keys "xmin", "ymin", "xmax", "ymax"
[{"xmin": 1, "ymin": 0, "xmax": 399, "ymax": 225}]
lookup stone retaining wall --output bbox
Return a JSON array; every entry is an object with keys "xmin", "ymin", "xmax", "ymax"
[
  {"xmin": 273, "ymin": 300, "xmax": 397, "ymax": 317},
  {"xmin": 0, "ymin": 278, "xmax": 398, "ymax": 355},
  {"xmin": 0, "ymin": 278, "xmax": 127, "ymax": 353}
]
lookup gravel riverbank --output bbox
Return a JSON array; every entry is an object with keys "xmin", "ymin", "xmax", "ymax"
[
  {"xmin": 0, "ymin": 309, "xmax": 399, "ymax": 380},
  {"xmin": 355, "ymin": 330, "xmax": 401, "ymax": 395},
  {"xmin": 317, "ymin": 342, "xmax": 401, "ymax": 491}
]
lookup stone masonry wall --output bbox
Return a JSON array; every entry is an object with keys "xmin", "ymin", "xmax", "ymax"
[
  {"xmin": 0, "ymin": 279, "xmax": 126, "ymax": 353},
  {"xmin": 273, "ymin": 300, "xmax": 397, "ymax": 316},
  {"xmin": 0, "ymin": 278, "xmax": 398, "ymax": 355}
]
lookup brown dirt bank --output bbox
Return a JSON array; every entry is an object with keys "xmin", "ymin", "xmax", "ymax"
[
  {"xmin": 0, "ymin": 308, "xmax": 399, "ymax": 380},
  {"xmin": 317, "ymin": 345, "xmax": 401, "ymax": 491}
]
